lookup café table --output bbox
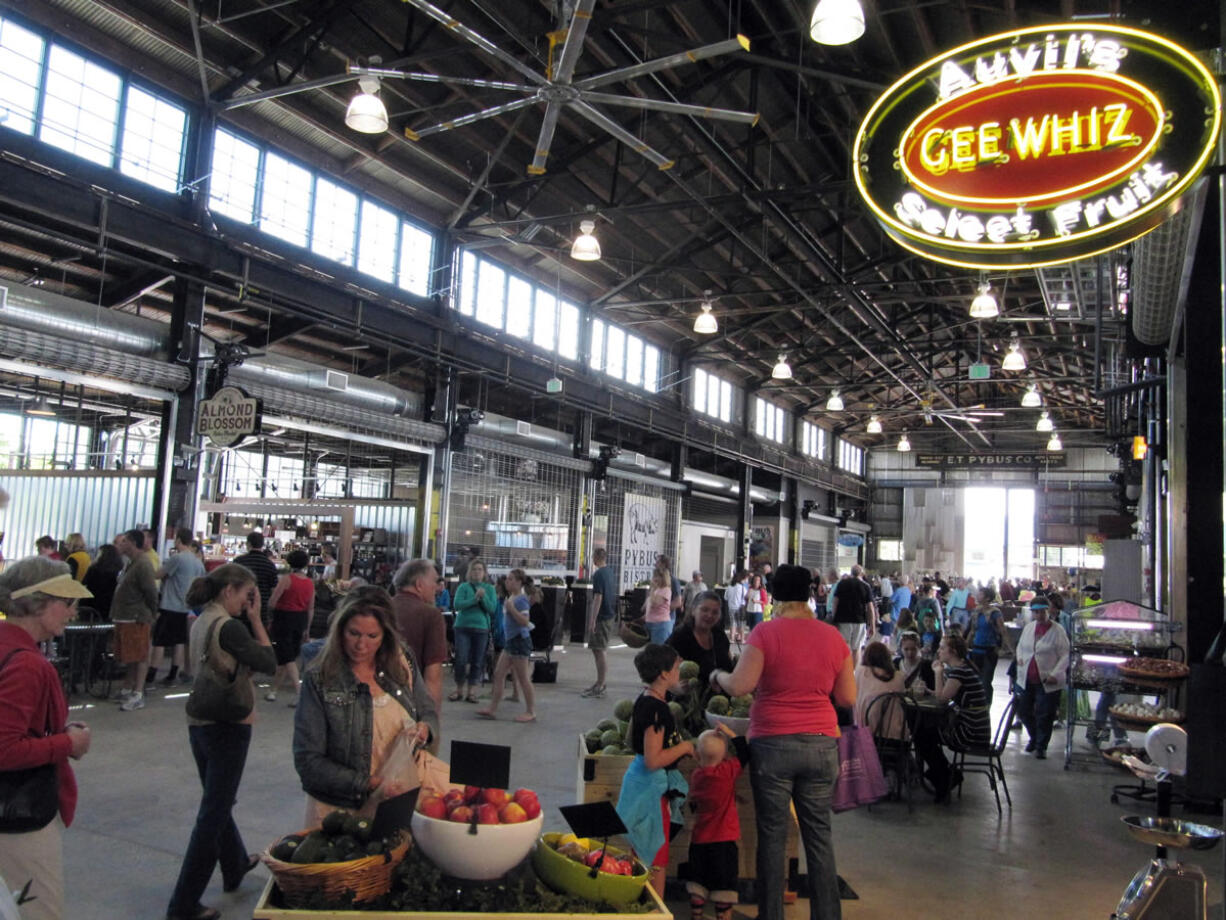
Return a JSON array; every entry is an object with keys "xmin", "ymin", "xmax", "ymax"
[{"xmin": 58, "ymin": 620, "xmax": 116, "ymax": 698}]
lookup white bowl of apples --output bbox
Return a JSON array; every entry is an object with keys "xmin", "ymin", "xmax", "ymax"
[{"xmin": 411, "ymin": 785, "xmax": 544, "ymax": 880}]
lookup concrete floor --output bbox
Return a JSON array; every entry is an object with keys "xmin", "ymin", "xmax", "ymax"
[{"xmin": 59, "ymin": 642, "xmax": 1224, "ymax": 920}]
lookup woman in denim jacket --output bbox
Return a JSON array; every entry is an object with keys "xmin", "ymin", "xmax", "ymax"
[{"xmin": 293, "ymin": 587, "xmax": 439, "ymax": 823}]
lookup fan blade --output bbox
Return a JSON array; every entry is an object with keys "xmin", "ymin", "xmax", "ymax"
[
  {"xmin": 405, "ymin": 96, "xmax": 539, "ymax": 141},
  {"xmin": 580, "ymin": 91, "xmax": 759, "ymax": 125},
  {"xmin": 400, "ymin": 0, "xmax": 545, "ymax": 86},
  {"xmin": 527, "ymin": 101, "xmax": 563, "ymax": 175},
  {"xmin": 574, "ymin": 35, "xmax": 750, "ymax": 90},
  {"xmin": 353, "ymin": 67, "xmax": 534, "ymax": 93},
  {"xmin": 571, "ymin": 100, "xmax": 674, "ymax": 170},
  {"xmin": 554, "ymin": 0, "xmax": 597, "ymax": 84}
]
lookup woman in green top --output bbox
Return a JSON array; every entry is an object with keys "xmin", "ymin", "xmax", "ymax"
[{"xmin": 450, "ymin": 559, "xmax": 497, "ymax": 703}]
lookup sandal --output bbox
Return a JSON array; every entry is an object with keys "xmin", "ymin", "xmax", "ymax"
[
  {"xmin": 465, "ymin": 694, "xmax": 479, "ymax": 703},
  {"xmin": 222, "ymin": 853, "xmax": 261, "ymax": 893},
  {"xmin": 447, "ymin": 690, "xmax": 463, "ymax": 702}
]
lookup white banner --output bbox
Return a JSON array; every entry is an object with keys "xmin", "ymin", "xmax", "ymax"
[{"xmin": 620, "ymin": 492, "xmax": 666, "ymax": 593}]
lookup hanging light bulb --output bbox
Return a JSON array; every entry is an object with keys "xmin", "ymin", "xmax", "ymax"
[
  {"xmin": 1046, "ymin": 432, "xmax": 1063, "ymax": 451},
  {"xmin": 345, "ymin": 76, "xmax": 389, "ymax": 133},
  {"xmin": 866, "ymin": 415, "xmax": 882, "ymax": 434},
  {"xmin": 1036, "ymin": 410, "xmax": 1054, "ymax": 432},
  {"xmin": 1002, "ymin": 339, "xmax": 1026, "ymax": 371},
  {"xmin": 570, "ymin": 219, "xmax": 601, "ymax": 261},
  {"xmin": 896, "ymin": 431, "xmax": 911, "ymax": 452},
  {"xmin": 809, "ymin": 0, "xmax": 865, "ymax": 45},
  {"xmin": 693, "ymin": 292, "xmax": 717, "ymax": 334},
  {"xmin": 825, "ymin": 389, "xmax": 844, "ymax": 411},
  {"xmin": 1021, "ymin": 383, "xmax": 1042, "ymax": 407},
  {"xmin": 771, "ymin": 354, "xmax": 793, "ymax": 380},
  {"xmin": 969, "ymin": 281, "xmax": 999, "ymax": 319}
]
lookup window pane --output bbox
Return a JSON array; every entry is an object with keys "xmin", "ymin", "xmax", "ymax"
[
  {"xmin": 692, "ymin": 369, "xmax": 707, "ymax": 414},
  {"xmin": 558, "ymin": 302, "xmax": 580, "ymax": 360},
  {"xmin": 754, "ymin": 398, "xmax": 765, "ymax": 436},
  {"xmin": 0, "ymin": 19, "xmax": 44, "ymax": 135},
  {"xmin": 357, "ymin": 199, "xmax": 398, "ymax": 282},
  {"xmin": 589, "ymin": 319, "xmax": 605, "ymax": 371},
  {"xmin": 311, "ymin": 176, "xmax": 358, "ymax": 264},
  {"xmin": 399, "ymin": 222, "xmax": 433, "ymax": 296},
  {"xmin": 508, "ymin": 278, "xmax": 533, "ymax": 339},
  {"xmin": 532, "ymin": 289, "xmax": 556, "ymax": 348},
  {"xmin": 643, "ymin": 345, "xmax": 659, "ymax": 392},
  {"xmin": 624, "ymin": 335, "xmax": 643, "ymax": 387},
  {"xmin": 457, "ymin": 250, "xmax": 476, "ymax": 315},
  {"xmin": 605, "ymin": 325, "xmax": 625, "ymax": 379},
  {"xmin": 719, "ymin": 380, "xmax": 732, "ymax": 423},
  {"xmin": 475, "ymin": 259, "xmax": 505, "ymax": 328},
  {"xmin": 208, "ymin": 128, "xmax": 260, "ymax": 222},
  {"xmin": 259, "ymin": 151, "xmax": 312, "ymax": 246},
  {"xmin": 40, "ymin": 45, "xmax": 121, "ymax": 166},
  {"xmin": 119, "ymin": 85, "xmax": 186, "ymax": 192}
]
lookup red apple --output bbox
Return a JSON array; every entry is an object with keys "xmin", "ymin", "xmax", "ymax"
[
  {"xmin": 416, "ymin": 793, "xmax": 447, "ymax": 820},
  {"xmin": 476, "ymin": 803, "xmax": 500, "ymax": 824},
  {"xmin": 443, "ymin": 789, "xmax": 466, "ymax": 810},
  {"xmin": 464, "ymin": 784, "xmax": 483, "ymax": 804},
  {"xmin": 583, "ymin": 849, "xmax": 604, "ymax": 868},
  {"xmin": 499, "ymin": 802, "xmax": 528, "ymax": 824},
  {"xmin": 481, "ymin": 788, "xmax": 509, "ymax": 808},
  {"xmin": 512, "ymin": 788, "xmax": 538, "ymax": 808},
  {"xmin": 519, "ymin": 797, "xmax": 541, "ymax": 820},
  {"xmin": 448, "ymin": 805, "xmax": 474, "ymax": 823}
]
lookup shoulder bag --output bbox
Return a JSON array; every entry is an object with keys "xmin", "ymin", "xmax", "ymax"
[
  {"xmin": 185, "ymin": 617, "xmax": 254, "ymax": 723},
  {"xmin": 831, "ymin": 725, "xmax": 889, "ymax": 812},
  {"xmin": 0, "ymin": 649, "xmax": 60, "ymax": 833}
]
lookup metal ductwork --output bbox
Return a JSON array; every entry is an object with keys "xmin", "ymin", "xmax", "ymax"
[
  {"xmin": 229, "ymin": 355, "xmax": 419, "ymax": 418},
  {"xmin": 240, "ymin": 379, "xmax": 443, "ymax": 444},
  {"xmin": 1131, "ymin": 182, "xmax": 1207, "ymax": 346},
  {"xmin": 1, "ymin": 282, "xmax": 170, "ymax": 358},
  {"xmin": 0, "ymin": 324, "xmax": 190, "ymax": 391}
]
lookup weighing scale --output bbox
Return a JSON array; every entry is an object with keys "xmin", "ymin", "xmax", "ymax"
[{"xmin": 1113, "ymin": 724, "xmax": 1223, "ymax": 919}]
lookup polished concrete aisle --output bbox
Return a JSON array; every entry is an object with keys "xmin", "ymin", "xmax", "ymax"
[{"xmin": 61, "ymin": 644, "xmax": 1223, "ymax": 919}]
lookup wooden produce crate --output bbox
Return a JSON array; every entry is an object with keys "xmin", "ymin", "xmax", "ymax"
[
  {"xmin": 575, "ymin": 734, "xmax": 799, "ymax": 887},
  {"xmin": 251, "ymin": 875, "xmax": 672, "ymax": 920}
]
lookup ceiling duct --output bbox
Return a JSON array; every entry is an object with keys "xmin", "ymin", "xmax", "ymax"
[
  {"xmin": 1, "ymin": 281, "xmax": 170, "ymax": 358},
  {"xmin": 1130, "ymin": 182, "xmax": 1207, "ymax": 346}
]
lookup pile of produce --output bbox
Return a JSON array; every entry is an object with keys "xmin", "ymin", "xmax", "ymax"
[
  {"xmin": 706, "ymin": 693, "xmax": 753, "ymax": 719},
  {"xmin": 549, "ymin": 833, "xmax": 641, "ymax": 876},
  {"xmin": 1109, "ymin": 702, "xmax": 1184, "ymax": 723},
  {"xmin": 416, "ymin": 785, "xmax": 542, "ymax": 823},
  {"xmin": 268, "ymin": 811, "xmax": 392, "ymax": 864}
]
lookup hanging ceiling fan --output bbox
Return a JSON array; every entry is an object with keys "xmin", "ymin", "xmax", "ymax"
[{"xmin": 369, "ymin": 0, "xmax": 759, "ymax": 174}]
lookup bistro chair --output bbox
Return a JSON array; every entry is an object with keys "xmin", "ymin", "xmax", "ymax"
[
  {"xmin": 949, "ymin": 694, "xmax": 1017, "ymax": 815},
  {"xmin": 863, "ymin": 692, "xmax": 914, "ymax": 810}
]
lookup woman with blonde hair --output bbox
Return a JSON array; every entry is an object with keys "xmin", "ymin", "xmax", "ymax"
[
  {"xmin": 477, "ymin": 569, "xmax": 537, "ymax": 722},
  {"xmin": 64, "ymin": 534, "xmax": 90, "ymax": 581},
  {"xmin": 643, "ymin": 566, "xmax": 674, "ymax": 645}
]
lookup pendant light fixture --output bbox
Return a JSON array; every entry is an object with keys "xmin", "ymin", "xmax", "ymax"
[
  {"xmin": 896, "ymin": 431, "xmax": 911, "ymax": 452},
  {"xmin": 825, "ymin": 389, "xmax": 844, "ymax": 411},
  {"xmin": 1021, "ymin": 382, "xmax": 1042, "ymax": 407},
  {"xmin": 771, "ymin": 354, "xmax": 793, "ymax": 380},
  {"xmin": 809, "ymin": 0, "xmax": 865, "ymax": 45},
  {"xmin": 1046, "ymin": 432, "xmax": 1063, "ymax": 451},
  {"xmin": 866, "ymin": 415, "xmax": 882, "ymax": 434},
  {"xmin": 27, "ymin": 395, "xmax": 55, "ymax": 417},
  {"xmin": 570, "ymin": 219, "xmax": 601, "ymax": 261},
  {"xmin": 345, "ymin": 75, "xmax": 389, "ymax": 134},
  {"xmin": 969, "ymin": 280, "xmax": 999, "ymax": 319},
  {"xmin": 1036, "ymin": 410, "xmax": 1054, "ymax": 432},
  {"xmin": 1002, "ymin": 337, "xmax": 1026, "ymax": 371},
  {"xmin": 693, "ymin": 291, "xmax": 718, "ymax": 334}
]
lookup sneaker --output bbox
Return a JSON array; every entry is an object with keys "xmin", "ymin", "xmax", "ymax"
[
  {"xmin": 120, "ymin": 693, "xmax": 145, "ymax": 712},
  {"xmin": 265, "ymin": 691, "xmax": 277, "ymax": 702},
  {"xmin": 580, "ymin": 685, "xmax": 606, "ymax": 698},
  {"xmin": 111, "ymin": 688, "xmax": 136, "ymax": 702}
]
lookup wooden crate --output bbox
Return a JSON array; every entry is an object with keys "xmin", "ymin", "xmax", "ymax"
[
  {"xmin": 576, "ymin": 734, "xmax": 799, "ymax": 885},
  {"xmin": 252, "ymin": 875, "xmax": 672, "ymax": 920}
]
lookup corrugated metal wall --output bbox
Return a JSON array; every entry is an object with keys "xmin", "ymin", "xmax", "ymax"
[
  {"xmin": 0, "ymin": 471, "xmax": 155, "ymax": 557},
  {"xmin": 352, "ymin": 503, "xmax": 418, "ymax": 565}
]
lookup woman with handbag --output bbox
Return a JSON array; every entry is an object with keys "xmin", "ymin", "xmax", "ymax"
[
  {"xmin": 166, "ymin": 564, "xmax": 275, "ymax": 920},
  {"xmin": 0, "ymin": 557, "xmax": 93, "ymax": 920},
  {"xmin": 708, "ymin": 564, "xmax": 855, "ymax": 920},
  {"xmin": 293, "ymin": 587, "xmax": 438, "ymax": 824}
]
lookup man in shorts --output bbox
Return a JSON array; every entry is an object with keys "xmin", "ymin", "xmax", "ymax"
[
  {"xmin": 147, "ymin": 527, "xmax": 205, "ymax": 686},
  {"xmin": 112, "ymin": 529, "xmax": 159, "ymax": 711},
  {"xmin": 583, "ymin": 547, "xmax": 617, "ymax": 698}
]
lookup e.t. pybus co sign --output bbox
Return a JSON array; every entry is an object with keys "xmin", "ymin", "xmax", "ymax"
[{"xmin": 853, "ymin": 25, "xmax": 1220, "ymax": 268}]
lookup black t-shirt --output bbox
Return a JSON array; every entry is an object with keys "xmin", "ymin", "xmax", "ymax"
[
  {"xmin": 630, "ymin": 692, "xmax": 682, "ymax": 756},
  {"xmin": 234, "ymin": 550, "xmax": 280, "ymax": 613},
  {"xmin": 831, "ymin": 576, "xmax": 872, "ymax": 624},
  {"xmin": 666, "ymin": 624, "xmax": 733, "ymax": 684}
]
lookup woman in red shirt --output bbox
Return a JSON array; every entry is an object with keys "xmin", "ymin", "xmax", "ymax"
[
  {"xmin": 266, "ymin": 549, "xmax": 315, "ymax": 704},
  {"xmin": 710, "ymin": 564, "xmax": 855, "ymax": 920},
  {"xmin": 0, "ymin": 558, "xmax": 94, "ymax": 920}
]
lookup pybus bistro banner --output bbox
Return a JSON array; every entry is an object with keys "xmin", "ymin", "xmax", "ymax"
[
  {"xmin": 853, "ymin": 24, "xmax": 1220, "ymax": 268},
  {"xmin": 620, "ymin": 492, "xmax": 666, "ymax": 593}
]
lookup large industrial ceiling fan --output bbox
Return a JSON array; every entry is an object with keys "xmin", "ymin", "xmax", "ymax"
[{"xmin": 373, "ymin": 0, "xmax": 759, "ymax": 174}]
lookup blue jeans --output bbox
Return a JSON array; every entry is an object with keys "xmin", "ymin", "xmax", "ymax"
[
  {"xmin": 749, "ymin": 734, "xmax": 841, "ymax": 920},
  {"xmin": 453, "ymin": 626, "xmax": 488, "ymax": 687},
  {"xmin": 167, "ymin": 722, "xmax": 253, "ymax": 916},
  {"xmin": 646, "ymin": 620, "xmax": 672, "ymax": 644}
]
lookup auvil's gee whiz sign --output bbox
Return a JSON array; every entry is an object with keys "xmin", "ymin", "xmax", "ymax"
[{"xmin": 853, "ymin": 25, "xmax": 1221, "ymax": 268}]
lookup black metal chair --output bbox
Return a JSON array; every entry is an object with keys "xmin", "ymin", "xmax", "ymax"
[
  {"xmin": 950, "ymin": 694, "xmax": 1017, "ymax": 815},
  {"xmin": 863, "ymin": 692, "xmax": 914, "ymax": 810}
]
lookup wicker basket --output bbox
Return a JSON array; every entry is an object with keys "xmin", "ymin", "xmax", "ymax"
[{"xmin": 260, "ymin": 829, "xmax": 410, "ymax": 908}]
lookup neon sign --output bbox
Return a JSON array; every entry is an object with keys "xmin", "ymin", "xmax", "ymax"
[{"xmin": 853, "ymin": 25, "xmax": 1221, "ymax": 269}]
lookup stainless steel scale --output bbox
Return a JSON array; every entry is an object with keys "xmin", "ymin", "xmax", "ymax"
[{"xmin": 1112, "ymin": 724, "xmax": 1223, "ymax": 920}]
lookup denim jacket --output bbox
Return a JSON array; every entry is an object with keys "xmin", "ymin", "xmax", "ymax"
[{"xmin": 292, "ymin": 649, "xmax": 439, "ymax": 809}]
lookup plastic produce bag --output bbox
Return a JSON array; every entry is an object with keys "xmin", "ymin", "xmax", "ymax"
[{"xmin": 359, "ymin": 733, "xmax": 422, "ymax": 820}]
